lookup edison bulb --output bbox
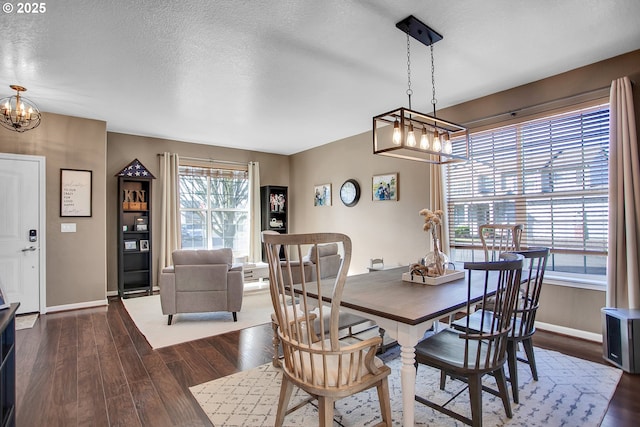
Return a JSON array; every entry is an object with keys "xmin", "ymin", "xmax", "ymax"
[
  {"xmin": 420, "ymin": 127, "xmax": 429, "ymax": 149},
  {"xmin": 432, "ymin": 130, "xmax": 442, "ymax": 152},
  {"xmin": 443, "ymin": 138, "xmax": 452, "ymax": 154},
  {"xmin": 392, "ymin": 119, "xmax": 401, "ymax": 145},
  {"xmin": 406, "ymin": 123, "xmax": 416, "ymax": 147}
]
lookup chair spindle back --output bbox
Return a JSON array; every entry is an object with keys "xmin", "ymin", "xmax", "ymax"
[{"xmin": 479, "ymin": 223, "xmax": 524, "ymax": 262}]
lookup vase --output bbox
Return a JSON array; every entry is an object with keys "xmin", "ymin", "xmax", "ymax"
[{"xmin": 422, "ymin": 248, "xmax": 448, "ymax": 277}]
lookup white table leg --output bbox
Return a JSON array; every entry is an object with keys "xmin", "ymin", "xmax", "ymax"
[
  {"xmin": 338, "ymin": 309, "xmax": 432, "ymax": 427},
  {"xmin": 399, "ymin": 343, "xmax": 416, "ymax": 427}
]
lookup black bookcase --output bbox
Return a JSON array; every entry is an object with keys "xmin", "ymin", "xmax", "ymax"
[
  {"xmin": 261, "ymin": 186, "xmax": 288, "ymax": 260},
  {"xmin": 116, "ymin": 160, "xmax": 155, "ymax": 297}
]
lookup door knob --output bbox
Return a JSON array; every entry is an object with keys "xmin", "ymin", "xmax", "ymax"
[{"xmin": 21, "ymin": 246, "xmax": 37, "ymax": 252}]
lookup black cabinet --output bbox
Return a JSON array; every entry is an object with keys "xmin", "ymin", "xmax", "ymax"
[
  {"xmin": 116, "ymin": 160, "xmax": 155, "ymax": 297},
  {"xmin": 261, "ymin": 186, "xmax": 288, "ymax": 233},
  {"xmin": 0, "ymin": 303, "xmax": 18, "ymax": 427},
  {"xmin": 261, "ymin": 186, "xmax": 287, "ymax": 260}
]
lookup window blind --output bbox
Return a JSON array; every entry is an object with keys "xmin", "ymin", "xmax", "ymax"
[{"xmin": 446, "ymin": 104, "xmax": 609, "ymax": 271}]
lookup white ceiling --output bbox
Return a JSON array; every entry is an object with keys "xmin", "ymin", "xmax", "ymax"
[{"xmin": 2, "ymin": 0, "xmax": 640, "ymax": 155}]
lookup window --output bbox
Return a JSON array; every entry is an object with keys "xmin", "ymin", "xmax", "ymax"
[
  {"xmin": 179, "ymin": 165, "xmax": 249, "ymax": 258},
  {"xmin": 446, "ymin": 103, "xmax": 609, "ymax": 280}
]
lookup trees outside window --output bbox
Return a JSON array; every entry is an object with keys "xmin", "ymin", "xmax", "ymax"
[{"xmin": 179, "ymin": 166, "xmax": 249, "ymax": 259}]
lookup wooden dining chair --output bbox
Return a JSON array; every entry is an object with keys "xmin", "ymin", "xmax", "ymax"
[
  {"xmin": 479, "ymin": 223, "xmax": 524, "ymax": 261},
  {"xmin": 451, "ymin": 247, "xmax": 549, "ymax": 404},
  {"xmin": 263, "ymin": 232, "xmax": 392, "ymax": 427},
  {"xmin": 414, "ymin": 253, "xmax": 524, "ymax": 427}
]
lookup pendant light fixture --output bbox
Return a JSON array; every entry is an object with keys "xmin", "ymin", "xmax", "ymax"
[
  {"xmin": 373, "ymin": 15, "xmax": 469, "ymax": 164},
  {"xmin": 0, "ymin": 85, "xmax": 42, "ymax": 132}
]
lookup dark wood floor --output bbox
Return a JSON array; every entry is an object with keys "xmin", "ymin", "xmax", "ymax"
[{"xmin": 15, "ymin": 297, "xmax": 640, "ymax": 426}]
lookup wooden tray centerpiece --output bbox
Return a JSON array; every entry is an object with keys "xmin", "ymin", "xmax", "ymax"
[{"xmin": 402, "ymin": 269, "xmax": 465, "ymax": 285}]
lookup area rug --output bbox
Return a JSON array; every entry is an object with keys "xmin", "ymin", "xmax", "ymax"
[
  {"xmin": 122, "ymin": 291, "xmax": 273, "ymax": 349},
  {"xmin": 16, "ymin": 313, "xmax": 38, "ymax": 330},
  {"xmin": 190, "ymin": 347, "xmax": 621, "ymax": 426}
]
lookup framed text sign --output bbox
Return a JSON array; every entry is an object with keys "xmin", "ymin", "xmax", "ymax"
[{"xmin": 60, "ymin": 169, "xmax": 92, "ymax": 217}]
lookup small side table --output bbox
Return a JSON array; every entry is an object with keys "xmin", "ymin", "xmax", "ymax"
[{"xmin": 243, "ymin": 262, "xmax": 270, "ymax": 282}]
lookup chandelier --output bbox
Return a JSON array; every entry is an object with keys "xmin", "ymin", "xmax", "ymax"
[
  {"xmin": 1, "ymin": 85, "xmax": 42, "ymax": 132},
  {"xmin": 373, "ymin": 15, "xmax": 469, "ymax": 164}
]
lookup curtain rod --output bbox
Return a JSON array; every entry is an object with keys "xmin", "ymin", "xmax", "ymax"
[
  {"xmin": 156, "ymin": 153, "xmax": 248, "ymax": 167},
  {"xmin": 460, "ymin": 85, "xmax": 611, "ymax": 127}
]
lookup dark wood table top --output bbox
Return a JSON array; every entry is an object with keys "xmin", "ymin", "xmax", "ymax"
[
  {"xmin": 0, "ymin": 303, "xmax": 20, "ymax": 333},
  {"xmin": 312, "ymin": 267, "xmax": 490, "ymax": 326}
]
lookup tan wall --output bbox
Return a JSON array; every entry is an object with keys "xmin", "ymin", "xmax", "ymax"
[
  {"xmin": 289, "ymin": 49, "xmax": 640, "ymax": 335},
  {"xmin": 538, "ymin": 285, "xmax": 605, "ymax": 333},
  {"xmin": 290, "ymin": 133, "xmax": 432, "ymax": 273},
  {"xmin": 106, "ymin": 133, "xmax": 289, "ymax": 293},
  {"xmin": 0, "ymin": 112, "xmax": 107, "ymax": 308}
]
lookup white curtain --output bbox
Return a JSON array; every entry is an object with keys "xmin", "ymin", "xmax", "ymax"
[
  {"xmin": 248, "ymin": 161, "xmax": 261, "ymax": 263},
  {"xmin": 429, "ymin": 164, "xmax": 450, "ymax": 256},
  {"xmin": 607, "ymin": 76, "xmax": 640, "ymax": 309},
  {"xmin": 159, "ymin": 152, "xmax": 181, "ymax": 272}
]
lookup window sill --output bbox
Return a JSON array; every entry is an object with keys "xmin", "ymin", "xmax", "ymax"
[{"xmin": 543, "ymin": 273, "xmax": 605, "ymax": 291}]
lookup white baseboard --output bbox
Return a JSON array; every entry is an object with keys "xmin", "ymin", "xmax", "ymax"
[
  {"xmin": 535, "ymin": 321, "xmax": 602, "ymax": 343},
  {"xmin": 45, "ymin": 299, "xmax": 108, "ymax": 314}
]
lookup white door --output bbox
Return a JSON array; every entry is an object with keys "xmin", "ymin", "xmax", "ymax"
[{"xmin": 0, "ymin": 154, "xmax": 45, "ymax": 314}]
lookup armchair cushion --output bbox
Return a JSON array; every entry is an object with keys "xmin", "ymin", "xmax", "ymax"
[
  {"xmin": 172, "ymin": 248, "xmax": 233, "ymax": 268},
  {"xmin": 175, "ymin": 264, "xmax": 229, "ymax": 291}
]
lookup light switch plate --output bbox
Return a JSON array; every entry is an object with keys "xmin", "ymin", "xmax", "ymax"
[{"xmin": 61, "ymin": 223, "xmax": 76, "ymax": 233}]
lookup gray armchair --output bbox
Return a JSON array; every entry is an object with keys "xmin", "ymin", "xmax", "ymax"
[
  {"xmin": 159, "ymin": 248, "xmax": 243, "ymax": 325},
  {"xmin": 305, "ymin": 242, "xmax": 342, "ymax": 280}
]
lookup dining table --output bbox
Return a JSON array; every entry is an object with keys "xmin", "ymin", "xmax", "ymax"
[{"xmin": 307, "ymin": 266, "xmax": 492, "ymax": 427}]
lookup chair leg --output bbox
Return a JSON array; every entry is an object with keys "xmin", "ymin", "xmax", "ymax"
[
  {"xmin": 376, "ymin": 378, "xmax": 392, "ymax": 426},
  {"xmin": 232, "ymin": 312, "xmax": 237, "ymax": 322},
  {"xmin": 439, "ymin": 370, "xmax": 447, "ymax": 390},
  {"xmin": 494, "ymin": 366, "xmax": 513, "ymax": 418},
  {"xmin": 318, "ymin": 396, "xmax": 335, "ymax": 427},
  {"xmin": 522, "ymin": 338, "xmax": 538, "ymax": 380},
  {"xmin": 506, "ymin": 340, "xmax": 519, "ymax": 404},
  {"xmin": 467, "ymin": 374, "xmax": 484, "ymax": 427},
  {"xmin": 275, "ymin": 376, "xmax": 294, "ymax": 427},
  {"xmin": 271, "ymin": 321, "xmax": 281, "ymax": 368},
  {"xmin": 167, "ymin": 314, "xmax": 173, "ymax": 325}
]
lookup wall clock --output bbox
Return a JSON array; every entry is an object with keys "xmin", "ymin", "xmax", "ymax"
[{"xmin": 340, "ymin": 179, "xmax": 360, "ymax": 207}]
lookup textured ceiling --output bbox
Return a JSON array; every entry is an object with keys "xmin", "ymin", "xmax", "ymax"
[{"xmin": 2, "ymin": 0, "xmax": 639, "ymax": 154}]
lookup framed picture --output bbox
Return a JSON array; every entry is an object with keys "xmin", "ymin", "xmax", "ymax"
[
  {"xmin": 314, "ymin": 183, "xmax": 332, "ymax": 206},
  {"xmin": 60, "ymin": 169, "xmax": 92, "ymax": 217},
  {"xmin": 124, "ymin": 240, "xmax": 137, "ymax": 251},
  {"xmin": 135, "ymin": 216, "xmax": 148, "ymax": 231},
  {"xmin": 269, "ymin": 192, "xmax": 286, "ymax": 212},
  {"xmin": 372, "ymin": 173, "xmax": 398, "ymax": 201},
  {"xmin": 139, "ymin": 239, "xmax": 149, "ymax": 251}
]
